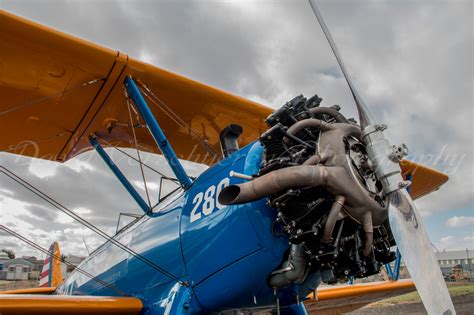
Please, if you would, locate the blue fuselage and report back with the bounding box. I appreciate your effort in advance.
[58,142,303,314]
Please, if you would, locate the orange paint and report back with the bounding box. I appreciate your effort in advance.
[400,159,449,200]
[309,279,415,301]
[50,242,63,287]
[0,287,56,295]
[0,295,143,314]
[0,11,449,198]
[0,10,270,165]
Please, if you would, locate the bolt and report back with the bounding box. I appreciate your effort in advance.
[399,181,408,188]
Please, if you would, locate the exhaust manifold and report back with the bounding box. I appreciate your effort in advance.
[219,119,388,258]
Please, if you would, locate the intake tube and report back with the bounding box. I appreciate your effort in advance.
[268,244,308,288]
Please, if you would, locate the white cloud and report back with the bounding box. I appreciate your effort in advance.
[0,0,471,256]
[65,159,95,172]
[437,236,474,252]
[27,159,59,179]
[74,208,93,215]
[56,212,75,224]
[446,216,474,228]
[138,50,156,65]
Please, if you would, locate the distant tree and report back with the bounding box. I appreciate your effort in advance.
[1,249,15,259]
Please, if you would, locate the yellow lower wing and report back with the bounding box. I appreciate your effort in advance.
[0,287,56,295]
[0,295,142,315]
[305,279,416,314]
[0,281,413,315]
[401,160,448,200]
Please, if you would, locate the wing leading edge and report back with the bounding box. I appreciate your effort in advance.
[305,279,416,313]
[0,10,448,191]
[0,295,143,315]
[0,10,270,165]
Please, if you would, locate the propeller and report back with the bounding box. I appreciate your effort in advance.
[308,1,455,314]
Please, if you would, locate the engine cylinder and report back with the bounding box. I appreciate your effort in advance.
[219,94,397,286]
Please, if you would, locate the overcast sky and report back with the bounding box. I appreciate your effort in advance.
[0,0,472,259]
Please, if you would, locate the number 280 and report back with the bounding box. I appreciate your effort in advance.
[190,177,230,223]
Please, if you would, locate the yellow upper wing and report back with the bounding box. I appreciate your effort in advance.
[0,10,448,195]
[0,10,270,165]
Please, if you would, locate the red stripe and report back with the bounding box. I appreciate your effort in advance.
[40,270,49,278]
[44,258,50,264]
[39,282,49,287]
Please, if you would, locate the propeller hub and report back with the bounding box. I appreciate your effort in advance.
[361,125,407,195]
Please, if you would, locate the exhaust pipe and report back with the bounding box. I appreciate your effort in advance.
[322,196,345,243]
[309,107,349,123]
[218,165,327,205]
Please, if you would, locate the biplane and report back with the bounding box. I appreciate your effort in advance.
[0,1,455,314]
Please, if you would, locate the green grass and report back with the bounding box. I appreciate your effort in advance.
[372,283,474,306]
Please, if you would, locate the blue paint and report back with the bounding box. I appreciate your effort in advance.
[89,136,150,213]
[181,143,272,285]
[348,276,354,285]
[124,76,192,189]
[58,141,312,314]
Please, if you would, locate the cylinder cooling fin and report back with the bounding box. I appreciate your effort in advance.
[219,94,397,287]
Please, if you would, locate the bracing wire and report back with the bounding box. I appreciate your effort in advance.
[125,92,152,208]
[0,166,188,287]
[0,77,105,116]
[95,135,177,181]
[136,79,221,160]
[0,225,127,296]
[94,135,182,209]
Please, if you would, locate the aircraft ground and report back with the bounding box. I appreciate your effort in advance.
[0,280,38,292]
[348,282,474,315]
[1,280,472,314]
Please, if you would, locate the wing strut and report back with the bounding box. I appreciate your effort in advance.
[0,166,188,287]
[89,135,150,213]
[124,76,193,189]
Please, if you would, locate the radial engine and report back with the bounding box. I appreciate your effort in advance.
[219,94,397,287]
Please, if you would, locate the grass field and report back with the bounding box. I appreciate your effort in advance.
[0,280,38,291]
[370,282,474,306]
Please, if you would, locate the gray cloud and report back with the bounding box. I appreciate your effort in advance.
[0,0,472,257]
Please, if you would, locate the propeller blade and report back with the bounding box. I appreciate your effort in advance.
[308,1,456,313]
[308,0,374,128]
[389,189,455,315]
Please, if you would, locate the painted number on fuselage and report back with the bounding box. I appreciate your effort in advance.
[190,177,230,223]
